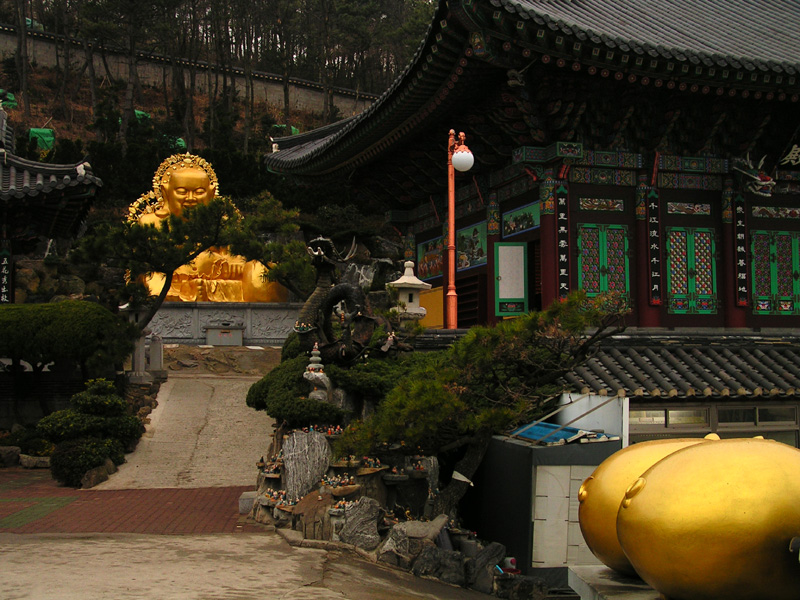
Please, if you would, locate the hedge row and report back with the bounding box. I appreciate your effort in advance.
[0,300,137,377]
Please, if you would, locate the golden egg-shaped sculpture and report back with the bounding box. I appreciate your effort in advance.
[617,438,800,600]
[578,438,708,576]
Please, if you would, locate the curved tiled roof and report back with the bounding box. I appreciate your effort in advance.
[499,0,800,74]
[0,150,102,201]
[1,146,103,239]
[266,0,800,189]
[562,334,800,399]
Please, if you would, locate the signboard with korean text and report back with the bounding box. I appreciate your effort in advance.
[734,194,748,306]
[647,189,662,305]
[555,184,570,299]
[0,248,13,304]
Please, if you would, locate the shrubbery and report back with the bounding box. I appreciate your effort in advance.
[0,428,55,457]
[36,379,144,487]
[70,380,128,416]
[247,340,442,430]
[37,409,141,447]
[0,301,137,378]
[246,355,343,427]
[50,437,125,488]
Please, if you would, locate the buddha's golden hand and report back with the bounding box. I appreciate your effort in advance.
[194,249,246,280]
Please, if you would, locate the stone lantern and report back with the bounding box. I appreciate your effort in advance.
[387,261,431,321]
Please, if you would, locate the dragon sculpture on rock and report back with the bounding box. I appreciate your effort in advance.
[294,237,388,365]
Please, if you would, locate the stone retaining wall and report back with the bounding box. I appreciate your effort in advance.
[141,301,303,346]
[0,24,375,117]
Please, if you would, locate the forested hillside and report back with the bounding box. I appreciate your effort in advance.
[0,0,435,212]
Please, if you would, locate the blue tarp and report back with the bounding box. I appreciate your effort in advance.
[511,421,612,444]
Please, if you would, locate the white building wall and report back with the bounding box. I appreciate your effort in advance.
[531,464,603,569]
[552,393,630,447]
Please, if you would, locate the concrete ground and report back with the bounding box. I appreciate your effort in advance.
[94,374,271,490]
[0,365,491,600]
[2,532,490,600]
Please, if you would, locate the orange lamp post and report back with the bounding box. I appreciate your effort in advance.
[446,129,474,329]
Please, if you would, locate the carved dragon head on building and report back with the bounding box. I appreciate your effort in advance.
[732,154,775,197]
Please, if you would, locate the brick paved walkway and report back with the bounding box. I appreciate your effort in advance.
[0,468,265,534]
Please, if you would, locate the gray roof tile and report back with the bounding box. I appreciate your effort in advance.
[564,334,800,399]
[0,151,102,201]
[505,0,800,72]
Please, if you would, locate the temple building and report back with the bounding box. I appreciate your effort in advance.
[266,0,800,446]
[0,108,102,303]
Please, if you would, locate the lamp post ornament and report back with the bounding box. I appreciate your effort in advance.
[446,129,474,329]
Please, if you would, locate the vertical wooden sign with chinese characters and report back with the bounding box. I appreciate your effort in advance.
[0,248,13,304]
[555,183,570,299]
[647,189,662,305]
[734,193,748,306]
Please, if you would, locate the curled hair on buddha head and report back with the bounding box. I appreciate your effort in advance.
[128,153,220,222]
[153,153,219,201]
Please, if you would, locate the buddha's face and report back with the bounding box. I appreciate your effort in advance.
[161,167,215,218]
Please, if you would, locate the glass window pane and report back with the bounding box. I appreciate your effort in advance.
[758,407,797,423]
[763,431,798,447]
[630,410,665,425]
[668,409,708,426]
[718,408,756,424]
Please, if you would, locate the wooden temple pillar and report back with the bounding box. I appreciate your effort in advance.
[539,172,558,307]
[485,193,501,326]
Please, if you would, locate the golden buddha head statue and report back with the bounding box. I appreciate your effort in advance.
[128,154,219,223]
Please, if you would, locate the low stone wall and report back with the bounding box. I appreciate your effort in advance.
[144,302,303,346]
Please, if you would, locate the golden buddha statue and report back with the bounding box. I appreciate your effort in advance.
[128,154,288,303]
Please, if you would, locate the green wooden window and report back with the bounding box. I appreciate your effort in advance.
[751,230,800,314]
[665,227,717,314]
[577,224,629,299]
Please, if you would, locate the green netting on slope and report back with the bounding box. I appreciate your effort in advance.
[0,91,17,109]
[29,128,55,150]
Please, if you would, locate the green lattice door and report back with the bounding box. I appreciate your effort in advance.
[666,227,717,314]
[577,224,629,299]
[751,231,800,314]
[494,242,528,316]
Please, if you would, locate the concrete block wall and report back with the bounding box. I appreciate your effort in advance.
[0,27,374,118]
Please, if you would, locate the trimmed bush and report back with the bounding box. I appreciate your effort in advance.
[0,300,137,377]
[100,415,143,448]
[19,437,56,457]
[70,379,127,416]
[246,355,343,427]
[102,438,126,466]
[50,437,118,487]
[37,409,141,447]
[36,409,106,443]
[1,428,55,457]
[246,355,307,412]
[38,378,145,487]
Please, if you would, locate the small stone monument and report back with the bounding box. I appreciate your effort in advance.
[386,261,431,320]
[303,342,331,402]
